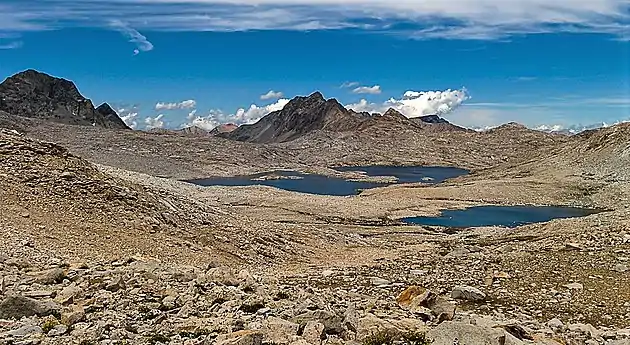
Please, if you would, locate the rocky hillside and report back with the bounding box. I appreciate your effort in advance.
[0,70,130,130]
[223,93,462,143]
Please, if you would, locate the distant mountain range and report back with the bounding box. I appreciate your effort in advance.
[220,91,468,143]
[0,69,617,141]
[0,69,129,130]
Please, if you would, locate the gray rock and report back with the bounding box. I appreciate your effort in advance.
[8,325,43,337]
[0,295,60,319]
[47,324,68,337]
[343,303,359,333]
[29,268,66,285]
[370,277,391,286]
[451,285,487,301]
[547,318,564,330]
[105,276,125,292]
[614,264,629,273]
[427,296,456,323]
[426,321,507,345]
[293,310,344,334]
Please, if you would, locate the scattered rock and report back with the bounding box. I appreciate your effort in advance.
[370,277,391,286]
[564,282,584,290]
[451,285,486,301]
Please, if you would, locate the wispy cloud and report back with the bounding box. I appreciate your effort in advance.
[340,81,360,88]
[155,99,197,110]
[109,20,154,55]
[0,41,23,49]
[1,1,629,41]
[352,85,382,95]
[260,90,284,100]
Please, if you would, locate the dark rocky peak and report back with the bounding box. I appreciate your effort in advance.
[0,69,129,130]
[223,92,362,143]
[382,108,407,119]
[416,114,449,124]
[95,103,131,130]
[3,69,83,101]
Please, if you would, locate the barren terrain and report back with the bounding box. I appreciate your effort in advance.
[1,118,629,344]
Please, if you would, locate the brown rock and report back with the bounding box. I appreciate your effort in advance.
[397,286,431,309]
[214,330,264,345]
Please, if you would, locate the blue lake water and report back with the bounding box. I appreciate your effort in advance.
[185,166,469,196]
[402,205,602,228]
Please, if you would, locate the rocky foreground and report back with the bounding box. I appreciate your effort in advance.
[1,250,629,345]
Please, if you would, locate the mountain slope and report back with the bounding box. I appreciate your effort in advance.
[0,69,130,129]
[224,92,364,143]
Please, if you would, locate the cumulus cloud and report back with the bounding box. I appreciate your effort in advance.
[260,90,284,100]
[109,20,154,55]
[155,100,197,110]
[347,89,470,117]
[352,85,382,95]
[181,98,290,130]
[144,114,166,130]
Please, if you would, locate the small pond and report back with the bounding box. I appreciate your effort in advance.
[402,205,603,228]
[185,166,469,196]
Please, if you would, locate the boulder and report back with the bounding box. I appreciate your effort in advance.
[426,321,508,345]
[451,285,487,301]
[397,286,431,309]
[262,317,300,344]
[302,321,325,344]
[28,268,66,285]
[293,310,344,334]
[0,295,60,319]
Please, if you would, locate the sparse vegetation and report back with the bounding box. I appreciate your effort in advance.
[363,330,432,345]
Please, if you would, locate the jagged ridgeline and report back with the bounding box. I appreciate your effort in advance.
[0,69,129,129]
[221,92,468,144]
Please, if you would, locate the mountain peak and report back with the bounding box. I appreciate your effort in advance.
[0,70,130,129]
[224,93,362,143]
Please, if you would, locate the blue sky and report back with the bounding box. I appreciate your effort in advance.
[0,0,629,131]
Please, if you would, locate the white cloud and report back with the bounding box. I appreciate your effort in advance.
[260,90,284,100]
[109,20,154,54]
[155,99,197,110]
[181,98,290,130]
[1,1,629,41]
[352,85,382,95]
[340,81,360,88]
[144,114,166,130]
[347,88,470,117]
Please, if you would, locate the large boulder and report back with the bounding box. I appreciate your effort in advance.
[0,295,60,319]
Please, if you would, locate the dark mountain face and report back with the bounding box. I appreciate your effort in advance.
[415,114,450,124]
[95,103,131,130]
[0,69,130,130]
[223,92,365,143]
